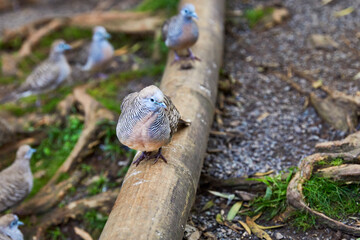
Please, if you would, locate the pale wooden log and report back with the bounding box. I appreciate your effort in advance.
[99,0,225,239]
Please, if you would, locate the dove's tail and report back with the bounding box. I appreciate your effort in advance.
[0,90,31,104]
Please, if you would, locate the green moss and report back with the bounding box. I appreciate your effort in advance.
[28,116,84,198]
[303,176,360,220]
[317,160,327,166]
[244,7,274,28]
[88,64,165,113]
[47,227,67,240]
[136,0,179,15]
[249,168,295,219]
[330,158,343,166]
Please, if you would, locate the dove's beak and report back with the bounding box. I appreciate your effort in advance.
[158,102,167,110]
[105,33,111,39]
[192,12,199,19]
[18,221,24,226]
[63,44,72,50]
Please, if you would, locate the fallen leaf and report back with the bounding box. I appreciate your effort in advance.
[238,220,252,234]
[322,0,333,5]
[254,170,274,177]
[201,200,214,212]
[312,79,323,89]
[74,227,93,240]
[252,213,262,221]
[309,34,339,49]
[246,216,272,240]
[353,72,360,81]
[114,45,129,56]
[257,224,285,229]
[235,190,257,201]
[272,8,289,24]
[227,201,243,221]
[208,190,239,203]
[216,213,224,225]
[257,112,270,122]
[334,7,354,17]
[224,221,243,232]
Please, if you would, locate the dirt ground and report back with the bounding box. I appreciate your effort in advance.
[0,0,360,239]
[190,0,360,239]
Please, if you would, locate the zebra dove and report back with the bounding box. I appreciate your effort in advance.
[0,214,23,240]
[116,85,189,166]
[0,145,35,212]
[0,40,72,104]
[82,26,114,71]
[162,4,200,64]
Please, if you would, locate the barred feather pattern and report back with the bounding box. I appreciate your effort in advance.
[82,40,114,71]
[0,53,70,104]
[0,214,23,240]
[163,14,198,50]
[0,156,33,213]
[116,86,181,152]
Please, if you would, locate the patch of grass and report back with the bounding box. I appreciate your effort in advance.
[81,163,93,174]
[136,0,179,15]
[47,227,67,240]
[88,64,165,113]
[291,210,317,231]
[303,176,360,220]
[250,168,295,219]
[84,209,108,231]
[87,174,109,196]
[244,7,274,28]
[330,158,343,166]
[99,120,125,161]
[28,116,84,198]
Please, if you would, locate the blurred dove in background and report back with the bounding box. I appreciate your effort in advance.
[0,214,23,240]
[0,40,72,105]
[116,85,190,166]
[82,26,114,71]
[162,4,200,64]
[0,145,35,212]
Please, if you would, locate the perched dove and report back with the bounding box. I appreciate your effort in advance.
[0,214,23,240]
[0,40,72,104]
[0,145,35,212]
[116,85,189,166]
[82,26,114,71]
[162,4,200,64]
[0,118,14,146]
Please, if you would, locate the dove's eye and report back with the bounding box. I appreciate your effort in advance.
[150,98,155,102]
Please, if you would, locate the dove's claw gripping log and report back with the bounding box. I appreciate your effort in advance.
[153,148,168,165]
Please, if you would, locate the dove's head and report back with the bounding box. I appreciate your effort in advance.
[181,4,198,20]
[138,85,167,112]
[93,26,111,41]
[0,213,24,230]
[16,145,36,162]
[51,39,72,54]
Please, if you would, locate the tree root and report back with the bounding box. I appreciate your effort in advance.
[34,188,120,240]
[287,131,360,236]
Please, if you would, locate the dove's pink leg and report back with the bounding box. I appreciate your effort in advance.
[171,51,182,65]
[187,48,201,61]
[133,151,151,166]
[153,148,168,164]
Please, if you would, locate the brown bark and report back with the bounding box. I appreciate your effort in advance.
[99,0,225,239]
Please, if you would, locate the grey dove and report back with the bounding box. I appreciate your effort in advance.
[0,40,72,104]
[162,4,200,64]
[0,119,14,146]
[0,214,23,240]
[116,85,189,166]
[82,26,114,71]
[0,145,35,212]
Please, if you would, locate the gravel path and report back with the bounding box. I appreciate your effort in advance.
[192,0,360,239]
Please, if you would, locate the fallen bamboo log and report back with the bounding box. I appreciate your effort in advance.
[99,0,225,239]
